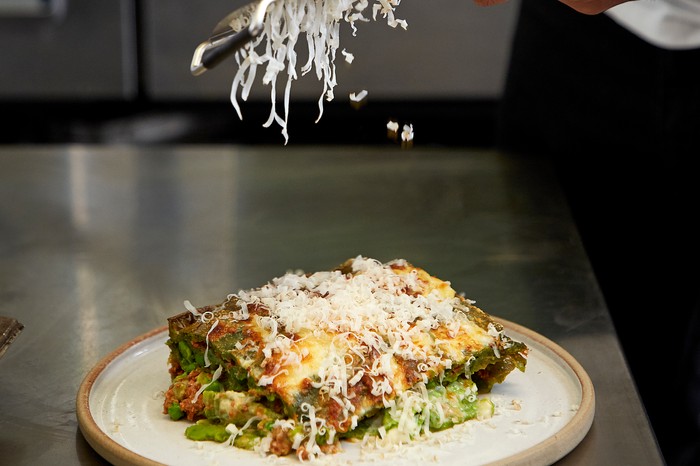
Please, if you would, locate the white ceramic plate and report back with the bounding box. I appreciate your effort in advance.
[76,319,594,466]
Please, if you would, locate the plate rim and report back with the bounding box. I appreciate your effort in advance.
[488,318,595,466]
[76,318,595,466]
[76,325,167,466]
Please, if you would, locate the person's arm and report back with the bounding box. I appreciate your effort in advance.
[473,0,635,15]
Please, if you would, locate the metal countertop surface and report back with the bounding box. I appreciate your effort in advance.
[0,144,663,465]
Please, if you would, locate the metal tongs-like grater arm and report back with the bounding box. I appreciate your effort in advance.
[191,0,276,76]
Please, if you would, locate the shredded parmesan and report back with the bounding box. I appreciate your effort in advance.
[230,256,471,341]
[349,89,368,102]
[183,299,200,316]
[229,0,407,143]
[225,416,261,445]
[400,123,414,148]
[341,48,355,64]
[193,365,223,402]
[401,123,414,142]
[204,319,219,367]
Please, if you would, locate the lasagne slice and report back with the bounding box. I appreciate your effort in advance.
[162,256,528,459]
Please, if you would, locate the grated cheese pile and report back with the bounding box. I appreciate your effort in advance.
[229,0,408,143]
[227,256,489,351]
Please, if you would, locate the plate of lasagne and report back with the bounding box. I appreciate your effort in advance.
[77,256,594,465]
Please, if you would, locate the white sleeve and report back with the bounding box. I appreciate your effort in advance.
[605,0,700,49]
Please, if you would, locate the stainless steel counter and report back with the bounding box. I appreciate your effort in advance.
[0,145,663,465]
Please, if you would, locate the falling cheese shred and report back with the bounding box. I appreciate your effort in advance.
[229,0,407,143]
[349,89,368,102]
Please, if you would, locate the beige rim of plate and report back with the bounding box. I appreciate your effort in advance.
[76,318,595,466]
[77,326,166,466]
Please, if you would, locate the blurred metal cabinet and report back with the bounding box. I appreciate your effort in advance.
[142,0,519,102]
[0,0,137,99]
